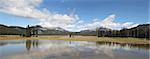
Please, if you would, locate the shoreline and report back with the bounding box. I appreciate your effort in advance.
[0,36,149,45]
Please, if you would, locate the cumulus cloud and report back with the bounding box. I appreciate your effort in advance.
[0,0,138,32]
[65,14,138,31]
[0,0,79,28]
[98,15,138,30]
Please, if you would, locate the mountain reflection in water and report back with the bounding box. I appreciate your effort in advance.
[0,40,149,59]
[24,40,149,51]
[96,41,149,50]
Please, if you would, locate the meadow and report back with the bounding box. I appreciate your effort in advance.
[0,35,149,45]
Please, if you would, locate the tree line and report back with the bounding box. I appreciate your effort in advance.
[0,24,149,39]
[96,24,150,39]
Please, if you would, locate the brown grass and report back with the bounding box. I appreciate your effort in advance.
[0,35,149,45]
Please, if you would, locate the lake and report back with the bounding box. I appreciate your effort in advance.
[0,40,149,59]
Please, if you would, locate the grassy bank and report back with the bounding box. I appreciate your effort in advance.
[0,35,149,45]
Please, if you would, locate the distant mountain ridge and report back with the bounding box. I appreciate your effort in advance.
[0,24,69,35]
[0,24,149,39]
[0,24,26,35]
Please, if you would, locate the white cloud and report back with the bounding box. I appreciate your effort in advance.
[76,15,137,31]
[0,0,138,32]
[64,14,138,32]
[0,0,79,28]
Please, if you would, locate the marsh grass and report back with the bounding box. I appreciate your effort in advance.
[0,35,149,44]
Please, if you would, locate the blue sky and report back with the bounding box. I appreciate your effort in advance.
[0,0,149,31]
[41,0,149,23]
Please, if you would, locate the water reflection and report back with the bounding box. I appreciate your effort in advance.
[25,40,39,51]
[0,42,7,46]
[0,40,149,59]
[96,41,149,50]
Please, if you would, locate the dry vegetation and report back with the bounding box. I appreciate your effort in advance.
[0,35,149,44]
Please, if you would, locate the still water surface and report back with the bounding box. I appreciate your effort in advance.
[0,40,149,59]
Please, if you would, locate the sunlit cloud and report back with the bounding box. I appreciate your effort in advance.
[0,0,138,32]
[64,14,138,31]
[0,0,79,27]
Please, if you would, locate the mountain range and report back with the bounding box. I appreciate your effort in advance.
[0,24,149,39]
